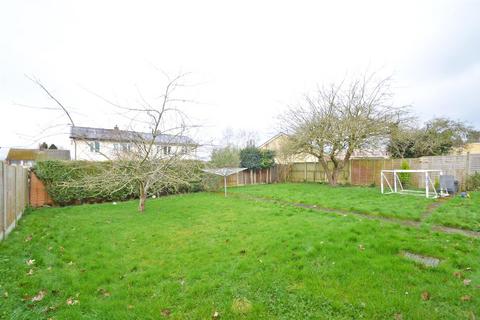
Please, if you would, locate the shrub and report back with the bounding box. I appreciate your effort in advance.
[466,172,480,191]
[398,160,411,187]
[33,160,203,205]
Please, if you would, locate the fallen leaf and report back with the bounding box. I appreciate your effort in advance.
[97,288,111,297]
[68,261,74,266]
[66,297,79,305]
[212,311,220,319]
[393,313,403,320]
[3,291,8,298]
[25,235,32,242]
[453,271,463,279]
[161,308,171,317]
[358,244,365,251]
[464,279,472,286]
[43,305,57,313]
[127,304,134,309]
[32,290,46,302]
[421,291,430,301]
[26,259,35,266]
[461,295,472,302]
[27,269,34,276]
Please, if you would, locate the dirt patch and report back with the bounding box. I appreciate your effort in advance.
[420,198,449,221]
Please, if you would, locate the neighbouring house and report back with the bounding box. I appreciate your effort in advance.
[5,148,71,167]
[70,126,197,161]
[259,133,389,164]
[453,142,480,155]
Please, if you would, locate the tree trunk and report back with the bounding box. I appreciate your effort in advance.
[138,184,147,212]
[318,157,341,186]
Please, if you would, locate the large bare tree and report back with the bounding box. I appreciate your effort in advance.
[281,73,406,185]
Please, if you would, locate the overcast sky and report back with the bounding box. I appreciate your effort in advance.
[1,0,479,155]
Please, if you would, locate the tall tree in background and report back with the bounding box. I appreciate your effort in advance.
[388,117,473,158]
[210,146,240,167]
[281,73,406,185]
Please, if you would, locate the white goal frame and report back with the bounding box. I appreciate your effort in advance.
[380,169,445,198]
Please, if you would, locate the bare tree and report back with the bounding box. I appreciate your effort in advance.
[281,73,406,185]
[61,73,201,212]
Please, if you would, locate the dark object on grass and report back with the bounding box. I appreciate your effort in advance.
[439,175,458,194]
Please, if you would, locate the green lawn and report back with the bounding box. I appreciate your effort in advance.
[427,192,480,232]
[230,183,435,221]
[0,192,479,319]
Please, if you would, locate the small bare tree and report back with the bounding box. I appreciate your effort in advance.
[62,73,201,212]
[281,73,406,185]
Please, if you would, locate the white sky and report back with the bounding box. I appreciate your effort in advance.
[1,0,479,156]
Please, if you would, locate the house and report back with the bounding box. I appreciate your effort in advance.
[70,126,197,161]
[5,148,71,167]
[453,142,480,155]
[259,133,389,164]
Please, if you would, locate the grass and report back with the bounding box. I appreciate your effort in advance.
[0,191,479,319]
[427,192,480,232]
[230,183,435,221]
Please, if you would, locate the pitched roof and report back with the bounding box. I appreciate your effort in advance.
[259,132,288,148]
[70,126,195,145]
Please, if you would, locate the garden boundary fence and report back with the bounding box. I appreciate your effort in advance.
[286,153,480,188]
[0,161,29,240]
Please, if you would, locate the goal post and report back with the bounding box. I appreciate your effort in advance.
[380,169,445,198]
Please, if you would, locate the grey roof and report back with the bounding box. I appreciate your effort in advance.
[70,126,195,145]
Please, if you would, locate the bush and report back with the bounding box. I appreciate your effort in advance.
[398,160,411,187]
[33,160,204,205]
[33,161,137,205]
[466,172,480,191]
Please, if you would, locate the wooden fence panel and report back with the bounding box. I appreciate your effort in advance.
[0,164,4,237]
[1,162,29,240]
[280,154,480,189]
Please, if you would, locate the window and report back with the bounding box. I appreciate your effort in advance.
[90,141,100,153]
[163,146,171,155]
[122,143,131,152]
[181,146,188,154]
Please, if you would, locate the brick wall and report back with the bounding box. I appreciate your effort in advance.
[29,172,53,207]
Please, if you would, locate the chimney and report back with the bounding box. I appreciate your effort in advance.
[114,125,119,130]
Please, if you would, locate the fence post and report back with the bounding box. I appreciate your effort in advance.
[348,160,352,184]
[1,162,5,240]
[304,162,307,182]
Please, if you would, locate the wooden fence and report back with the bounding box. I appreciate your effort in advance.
[0,162,29,240]
[222,154,480,189]
[286,153,480,188]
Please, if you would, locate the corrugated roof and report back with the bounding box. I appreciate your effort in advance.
[70,126,195,145]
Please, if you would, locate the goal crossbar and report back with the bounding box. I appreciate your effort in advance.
[380,169,444,198]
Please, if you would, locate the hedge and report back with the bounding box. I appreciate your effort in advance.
[33,160,204,205]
